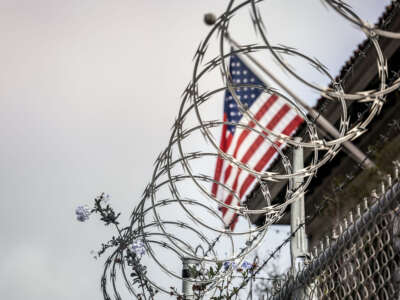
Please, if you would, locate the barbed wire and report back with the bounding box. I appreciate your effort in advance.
[77,0,400,298]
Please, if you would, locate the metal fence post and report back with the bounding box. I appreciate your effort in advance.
[182,257,198,299]
[291,138,308,272]
[290,138,310,299]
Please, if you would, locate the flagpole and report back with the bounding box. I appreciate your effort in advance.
[204,14,375,169]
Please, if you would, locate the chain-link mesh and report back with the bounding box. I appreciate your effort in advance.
[270,181,400,300]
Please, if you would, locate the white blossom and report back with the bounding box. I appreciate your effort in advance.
[241,260,253,270]
[223,261,236,271]
[101,194,110,205]
[129,240,146,257]
[75,205,91,222]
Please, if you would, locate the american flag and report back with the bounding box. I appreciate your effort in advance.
[212,54,303,230]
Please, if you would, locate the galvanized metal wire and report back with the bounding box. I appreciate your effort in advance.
[270,179,400,300]
[94,1,400,298]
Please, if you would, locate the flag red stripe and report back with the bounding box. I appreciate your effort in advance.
[238,115,304,199]
[222,95,278,184]
[229,213,239,230]
[239,104,290,165]
[222,133,233,181]
[226,115,303,229]
[212,114,234,197]
[221,104,291,216]
[232,94,278,159]
[212,114,228,196]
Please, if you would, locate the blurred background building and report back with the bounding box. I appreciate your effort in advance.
[246,1,400,249]
[246,2,400,298]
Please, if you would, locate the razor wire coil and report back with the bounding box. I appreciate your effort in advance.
[93,1,400,298]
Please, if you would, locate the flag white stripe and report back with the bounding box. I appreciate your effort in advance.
[228,97,286,165]
[223,97,287,190]
[232,110,296,195]
[222,96,285,188]
[223,93,272,158]
[223,197,240,225]
[223,113,300,226]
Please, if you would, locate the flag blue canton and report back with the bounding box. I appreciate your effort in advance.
[224,55,265,134]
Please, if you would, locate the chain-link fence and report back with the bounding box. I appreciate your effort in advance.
[270,180,400,300]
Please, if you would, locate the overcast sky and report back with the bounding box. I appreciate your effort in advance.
[0,1,391,299]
